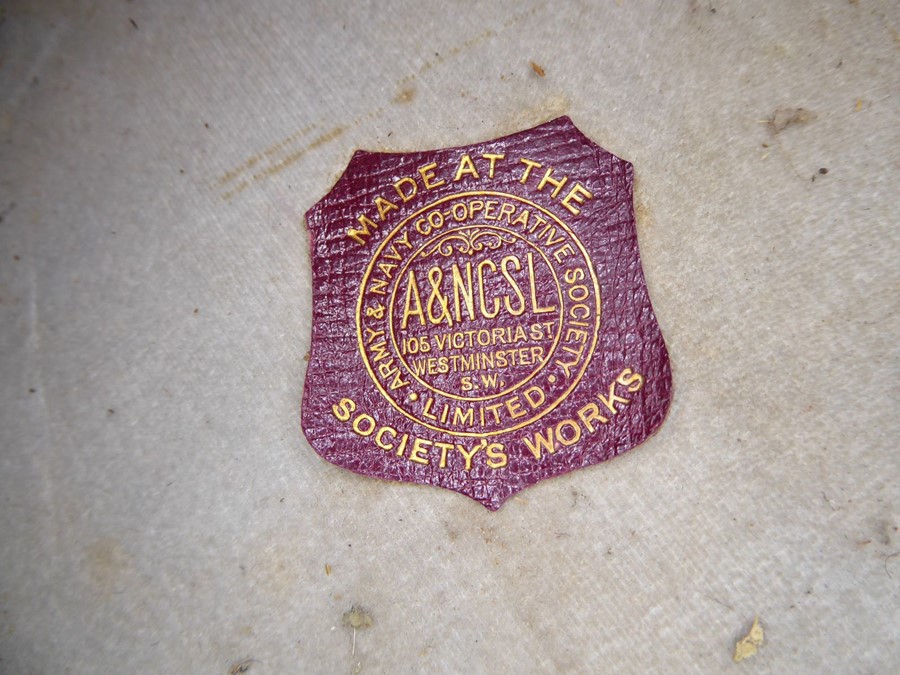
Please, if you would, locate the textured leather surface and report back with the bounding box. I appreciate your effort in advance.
[302,117,671,509]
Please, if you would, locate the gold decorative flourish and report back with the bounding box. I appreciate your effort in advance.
[421,227,517,258]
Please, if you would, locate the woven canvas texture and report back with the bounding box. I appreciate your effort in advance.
[0,1,897,672]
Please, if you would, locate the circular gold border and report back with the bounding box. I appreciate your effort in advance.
[356,191,602,437]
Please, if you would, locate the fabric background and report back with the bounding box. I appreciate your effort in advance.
[0,1,897,672]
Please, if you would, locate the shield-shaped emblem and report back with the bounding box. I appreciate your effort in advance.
[302,117,671,509]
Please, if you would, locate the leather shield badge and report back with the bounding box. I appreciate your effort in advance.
[302,117,672,510]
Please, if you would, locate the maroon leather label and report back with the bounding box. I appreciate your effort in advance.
[302,117,672,510]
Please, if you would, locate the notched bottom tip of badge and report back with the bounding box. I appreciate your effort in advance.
[411,474,512,512]
[479,496,506,512]
[447,481,521,511]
